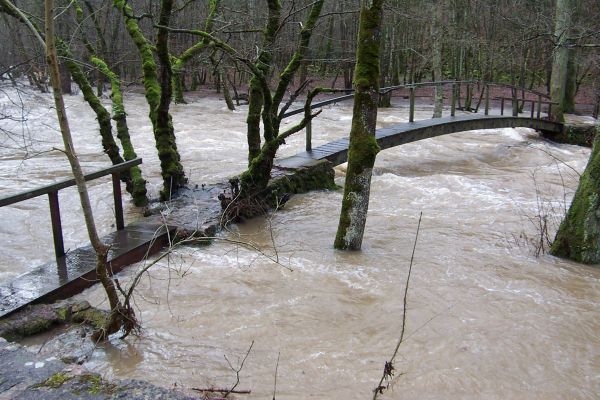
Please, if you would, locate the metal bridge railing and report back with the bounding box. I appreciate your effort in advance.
[0,158,143,259]
[282,80,559,152]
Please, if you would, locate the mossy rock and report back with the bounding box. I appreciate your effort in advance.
[543,123,597,147]
[0,301,107,341]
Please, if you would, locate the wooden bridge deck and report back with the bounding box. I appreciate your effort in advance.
[275,114,563,169]
[0,221,175,318]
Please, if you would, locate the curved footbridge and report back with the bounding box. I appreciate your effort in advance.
[275,114,563,169]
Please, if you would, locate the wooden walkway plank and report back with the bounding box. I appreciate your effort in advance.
[0,221,175,318]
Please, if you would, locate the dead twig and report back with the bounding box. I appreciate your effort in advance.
[373,212,422,399]
[272,351,280,400]
[224,340,254,398]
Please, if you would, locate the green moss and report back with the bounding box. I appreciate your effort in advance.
[551,125,600,264]
[39,372,73,389]
[78,374,118,395]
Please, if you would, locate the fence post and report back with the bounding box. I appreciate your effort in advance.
[512,89,518,117]
[306,120,312,152]
[500,98,505,116]
[537,95,542,119]
[48,191,65,258]
[409,87,415,122]
[112,172,124,231]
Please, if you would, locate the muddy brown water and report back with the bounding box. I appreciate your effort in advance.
[1,89,599,399]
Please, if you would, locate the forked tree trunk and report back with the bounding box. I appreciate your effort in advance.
[114,0,186,200]
[334,0,384,251]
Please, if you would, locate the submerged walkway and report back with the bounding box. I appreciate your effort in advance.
[0,222,175,318]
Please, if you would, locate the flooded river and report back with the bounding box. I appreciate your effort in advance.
[1,87,599,399]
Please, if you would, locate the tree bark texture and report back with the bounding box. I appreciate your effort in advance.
[551,124,600,264]
[245,0,281,164]
[334,0,384,251]
[113,0,185,200]
[92,56,148,206]
[432,0,444,118]
[172,0,220,104]
[550,0,573,122]
[45,0,126,340]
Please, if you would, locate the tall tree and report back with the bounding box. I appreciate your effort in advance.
[550,0,574,122]
[41,0,134,341]
[432,0,444,118]
[113,0,186,200]
[334,0,384,250]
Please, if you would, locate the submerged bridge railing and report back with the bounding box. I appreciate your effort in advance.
[282,80,578,152]
[0,158,142,259]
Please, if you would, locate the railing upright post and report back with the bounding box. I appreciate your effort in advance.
[512,89,518,117]
[48,191,65,258]
[409,87,415,122]
[484,84,490,115]
[537,95,542,119]
[500,98,505,116]
[451,84,456,117]
[530,100,535,119]
[112,172,124,231]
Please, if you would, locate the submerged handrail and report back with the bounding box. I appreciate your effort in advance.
[0,158,143,258]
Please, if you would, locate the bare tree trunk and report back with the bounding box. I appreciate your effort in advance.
[550,0,573,122]
[44,0,129,341]
[220,69,235,111]
[334,0,384,251]
[432,0,444,118]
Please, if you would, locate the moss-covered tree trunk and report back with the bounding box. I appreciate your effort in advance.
[92,57,148,206]
[245,0,281,164]
[334,0,384,251]
[172,0,220,104]
[114,0,185,200]
[71,0,148,206]
[220,69,235,111]
[155,0,186,199]
[239,0,324,193]
[551,124,600,264]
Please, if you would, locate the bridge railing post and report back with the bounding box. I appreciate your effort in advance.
[500,98,505,115]
[512,89,518,117]
[530,100,535,119]
[537,95,542,119]
[306,120,313,152]
[451,84,456,117]
[409,87,415,122]
[111,172,125,231]
[484,84,490,115]
[48,191,65,258]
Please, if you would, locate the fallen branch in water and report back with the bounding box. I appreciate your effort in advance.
[373,212,422,399]
[191,388,251,395]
